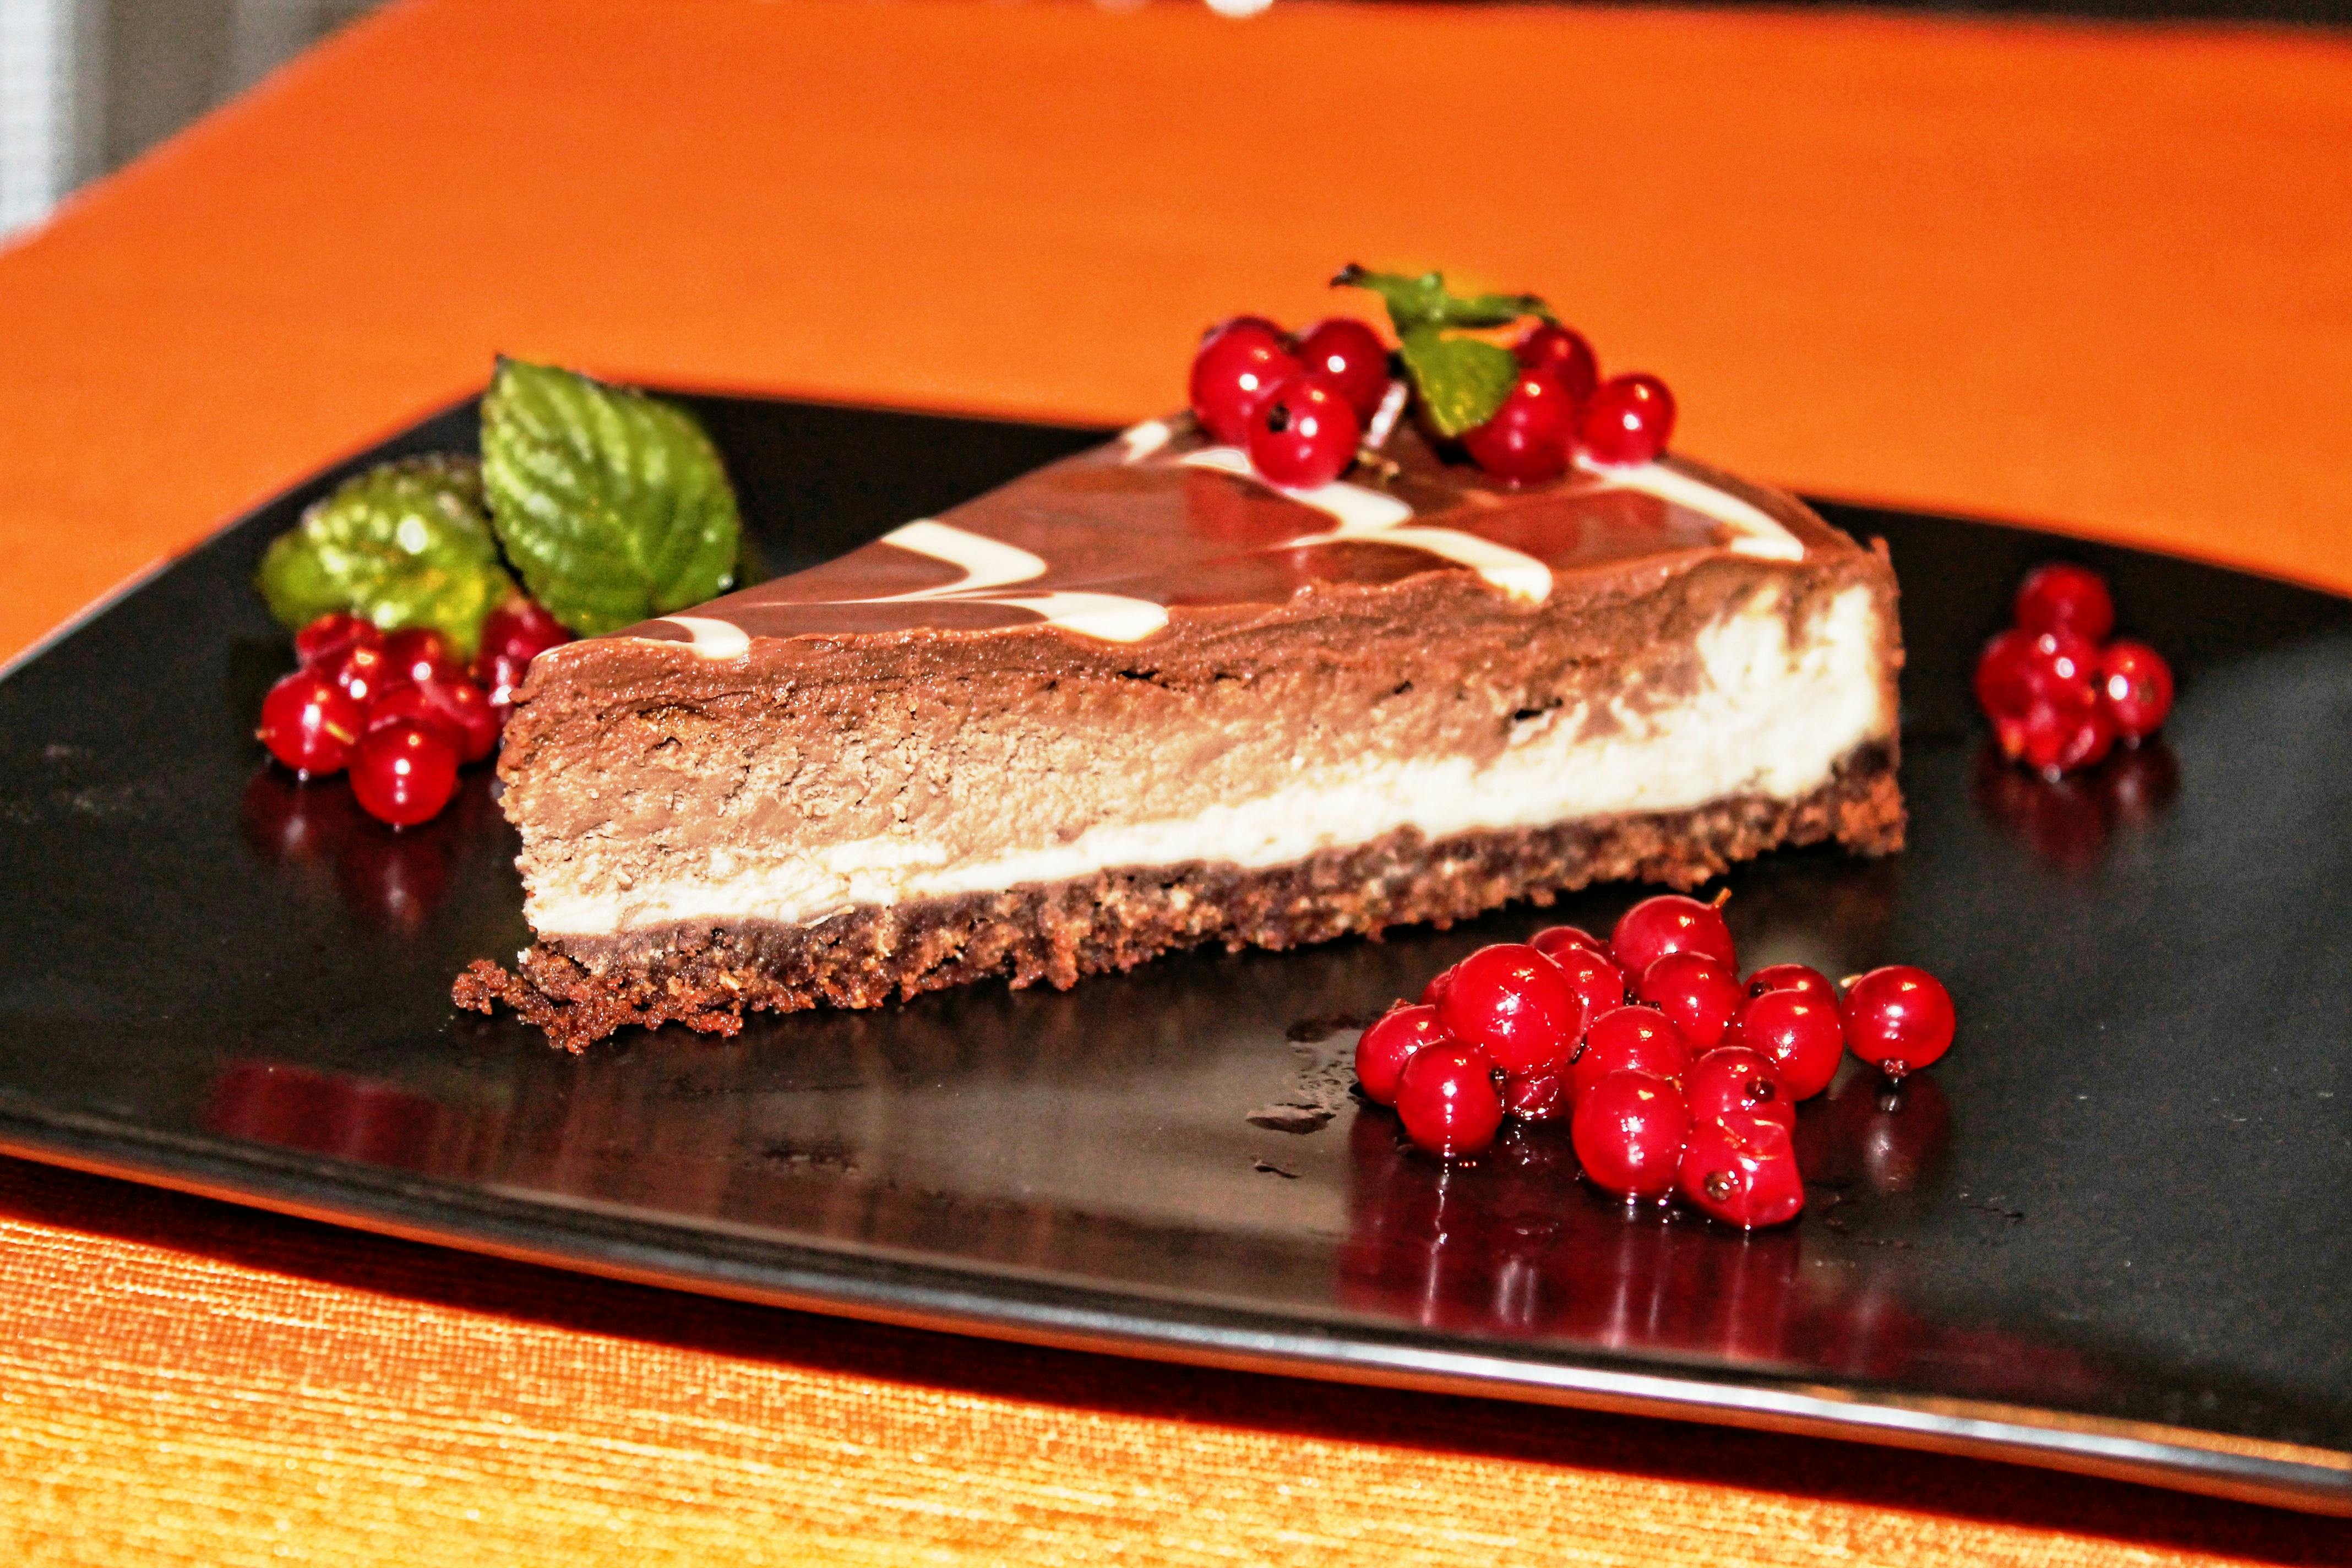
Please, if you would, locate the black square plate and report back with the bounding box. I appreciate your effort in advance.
[4,395,2349,1514]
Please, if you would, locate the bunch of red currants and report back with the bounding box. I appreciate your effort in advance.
[1975,564,2173,778]
[1188,316,1676,492]
[1353,893,1957,1229]
[254,599,571,827]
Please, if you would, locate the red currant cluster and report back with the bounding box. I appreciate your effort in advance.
[1975,564,2174,778]
[1353,894,1957,1229]
[1188,317,1675,492]
[255,599,570,827]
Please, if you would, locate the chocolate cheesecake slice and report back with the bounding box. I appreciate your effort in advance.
[458,416,1903,1048]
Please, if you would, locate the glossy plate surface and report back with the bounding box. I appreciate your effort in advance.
[3,397,2349,1513]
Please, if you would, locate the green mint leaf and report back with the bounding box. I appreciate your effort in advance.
[1397,330,1522,437]
[479,359,742,636]
[254,455,513,655]
[1333,264,1550,335]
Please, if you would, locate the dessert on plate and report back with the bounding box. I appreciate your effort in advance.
[454,269,1905,1049]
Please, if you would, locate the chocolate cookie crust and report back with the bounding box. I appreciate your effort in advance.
[456,743,1902,1052]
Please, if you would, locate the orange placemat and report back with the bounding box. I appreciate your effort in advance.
[3,1,2350,1561]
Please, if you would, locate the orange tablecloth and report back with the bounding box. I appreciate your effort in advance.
[2,1,2348,1560]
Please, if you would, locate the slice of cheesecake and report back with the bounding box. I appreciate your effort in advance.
[456,416,1903,1049]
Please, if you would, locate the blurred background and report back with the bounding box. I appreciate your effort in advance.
[2,0,2347,244]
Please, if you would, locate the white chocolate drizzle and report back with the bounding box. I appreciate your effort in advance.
[1181,445,1551,605]
[647,615,751,660]
[1577,457,1805,561]
[1363,379,1410,451]
[1179,445,1412,530]
[861,520,1169,642]
[1118,418,1174,464]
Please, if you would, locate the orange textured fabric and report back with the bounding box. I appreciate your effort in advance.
[1,0,2349,1561]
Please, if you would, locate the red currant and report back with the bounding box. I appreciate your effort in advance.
[1529,925,1606,961]
[382,627,461,688]
[1685,1046,1794,1135]
[1728,988,1844,1100]
[325,641,411,707]
[349,719,461,828]
[1534,940,1625,1025]
[1577,374,1675,467]
[1502,1064,1572,1122]
[1292,318,1391,421]
[473,596,573,676]
[1355,1003,1448,1107]
[1189,321,1303,447]
[1973,627,2043,721]
[1636,950,1743,1050]
[2098,639,2174,741]
[2015,563,2115,643]
[257,670,366,776]
[1461,367,1574,485]
[1247,374,1362,489]
[1571,1069,1689,1200]
[1679,1112,1805,1229]
[1434,943,1587,1078]
[1570,1004,1693,1106]
[368,677,500,764]
[1841,965,1957,1078]
[1393,1042,1505,1159]
[1745,962,1834,1003]
[295,612,382,671]
[1511,323,1599,405]
[1611,893,1735,977]
[2014,687,2116,778]
[1419,963,1457,1009]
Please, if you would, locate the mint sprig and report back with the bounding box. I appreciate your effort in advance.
[479,359,742,636]
[1335,264,1554,438]
[255,456,513,655]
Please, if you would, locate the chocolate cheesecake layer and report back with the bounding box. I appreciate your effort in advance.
[458,742,1901,1052]
[464,412,1907,1046]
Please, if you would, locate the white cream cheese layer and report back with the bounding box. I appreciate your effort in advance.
[526,585,1889,938]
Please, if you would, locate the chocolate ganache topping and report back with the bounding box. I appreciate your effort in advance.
[600,413,1809,661]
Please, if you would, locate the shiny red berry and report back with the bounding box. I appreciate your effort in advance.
[1577,373,1675,467]
[368,677,499,764]
[1355,1004,1449,1107]
[349,720,461,828]
[1420,963,1457,1009]
[1189,321,1303,447]
[2098,639,2175,741]
[2015,563,2115,643]
[1686,1046,1794,1135]
[257,670,366,776]
[325,641,411,707]
[1745,963,1834,1003]
[1502,1063,1572,1123]
[1636,950,1743,1051]
[1435,943,1587,1078]
[1679,1112,1805,1229]
[1292,317,1391,421]
[1247,373,1362,489]
[475,596,572,671]
[1973,627,2044,720]
[1572,1069,1689,1200]
[1841,965,1957,1078]
[382,627,461,688]
[1461,367,1574,485]
[1570,1004,1693,1107]
[1511,323,1599,404]
[294,612,382,671]
[1534,940,1625,1026]
[1729,988,1845,1101]
[2015,687,2116,778]
[1611,894,1736,981]
[1529,925,1606,961]
[1394,1043,1505,1159]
